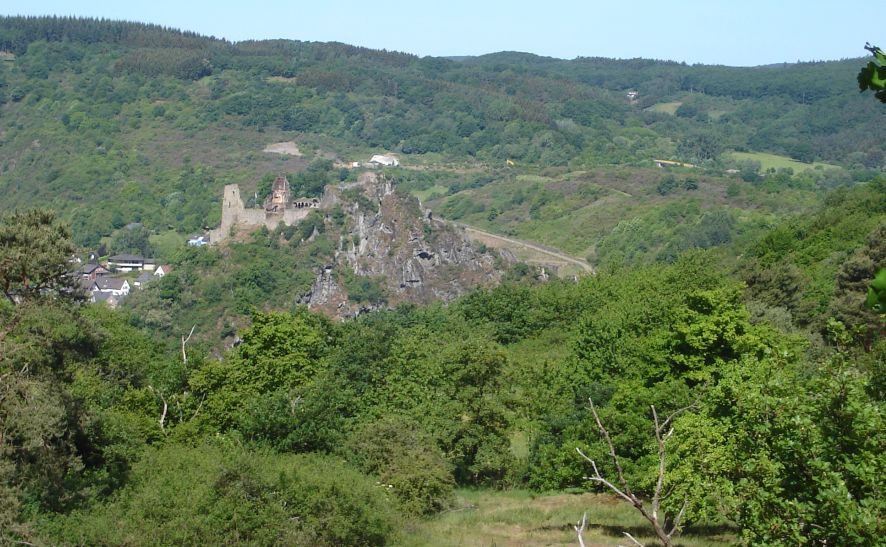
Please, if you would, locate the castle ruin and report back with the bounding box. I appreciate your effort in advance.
[209,175,322,243]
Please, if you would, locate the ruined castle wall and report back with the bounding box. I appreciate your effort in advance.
[281,209,311,227]
[209,184,315,243]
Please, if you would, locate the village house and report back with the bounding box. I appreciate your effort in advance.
[653,159,696,169]
[133,271,154,288]
[368,154,399,167]
[187,235,210,246]
[74,263,110,281]
[154,264,172,278]
[107,254,145,272]
[93,277,131,297]
[106,254,156,272]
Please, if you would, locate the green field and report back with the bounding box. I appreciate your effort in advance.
[412,184,450,202]
[728,151,838,172]
[149,230,186,260]
[646,101,683,115]
[400,489,734,546]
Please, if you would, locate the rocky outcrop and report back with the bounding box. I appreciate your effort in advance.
[301,173,512,317]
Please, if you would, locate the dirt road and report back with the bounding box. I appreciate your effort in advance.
[446,221,595,275]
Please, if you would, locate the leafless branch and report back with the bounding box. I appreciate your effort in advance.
[622,531,645,547]
[652,405,666,523]
[576,447,636,507]
[574,512,587,547]
[436,503,477,515]
[190,392,206,421]
[148,385,168,433]
[181,325,195,364]
[588,398,633,498]
[576,398,697,547]
[669,499,690,540]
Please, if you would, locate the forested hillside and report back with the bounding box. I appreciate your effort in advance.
[0,15,882,248]
[0,16,884,546]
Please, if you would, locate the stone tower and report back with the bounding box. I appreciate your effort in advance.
[267,175,291,211]
[224,184,243,214]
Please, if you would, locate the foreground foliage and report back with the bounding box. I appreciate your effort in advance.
[44,444,398,546]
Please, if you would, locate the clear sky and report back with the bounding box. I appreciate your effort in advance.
[1,1,872,66]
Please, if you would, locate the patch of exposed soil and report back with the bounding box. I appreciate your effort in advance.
[263,142,302,156]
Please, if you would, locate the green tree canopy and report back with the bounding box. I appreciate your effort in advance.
[858,43,886,103]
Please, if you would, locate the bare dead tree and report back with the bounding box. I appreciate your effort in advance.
[576,398,696,547]
[147,385,169,434]
[146,326,201,435]
[181,325,196,365]
[574,512,587,547]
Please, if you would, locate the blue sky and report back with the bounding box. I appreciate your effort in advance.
[2,1,872,66]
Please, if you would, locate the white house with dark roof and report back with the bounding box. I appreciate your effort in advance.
[105,255,158,272]
[107,254,146,272]
[94,278,130,297]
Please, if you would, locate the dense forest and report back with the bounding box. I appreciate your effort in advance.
[0,16,884,546]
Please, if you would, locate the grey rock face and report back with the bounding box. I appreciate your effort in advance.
[301,173,510,317]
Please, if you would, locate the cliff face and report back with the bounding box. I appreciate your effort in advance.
[300,173,512,317]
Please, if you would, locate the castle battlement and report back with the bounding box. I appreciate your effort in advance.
[209,180,322,243]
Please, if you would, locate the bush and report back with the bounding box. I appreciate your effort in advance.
[43,443,398,546]
[345,417,455,516]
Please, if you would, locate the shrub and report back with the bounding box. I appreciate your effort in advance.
[345,417,455,516]
[43,443,398,546]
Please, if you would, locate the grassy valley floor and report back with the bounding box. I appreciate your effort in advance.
[400,490,735,546]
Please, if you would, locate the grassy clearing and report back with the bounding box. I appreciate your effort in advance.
[727,151,837,172]
[646,101,683,115]
[412,184,450,202]
[149,230,186,260]
[400,489,735,546]
[516,174,555,184]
